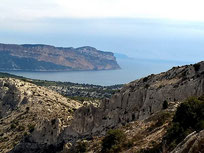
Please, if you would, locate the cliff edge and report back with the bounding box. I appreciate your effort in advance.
[0,43,120,71]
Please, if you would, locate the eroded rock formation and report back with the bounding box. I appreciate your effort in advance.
[67,62,204,138]
[0,78,82,153]
[2,61,204,153]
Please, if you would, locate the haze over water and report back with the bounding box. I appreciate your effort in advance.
[2,18,204,63]
[2,18,204,85]
[4,58,191,86]
[1,0,204,85]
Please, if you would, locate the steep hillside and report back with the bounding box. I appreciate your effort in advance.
[0,43,120,71]
[2,61,204,153]
[0,78,82,153]
[68,61,204,137]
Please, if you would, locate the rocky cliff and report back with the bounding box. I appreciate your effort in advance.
[0,43,120,71]
[0,78,82,153]
[67,61,204,138]
[2,61,204,153]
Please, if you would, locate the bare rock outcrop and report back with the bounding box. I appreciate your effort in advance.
[171,130,204,153]
[0,78,82,153]
[67,61,204,137]
[2,61,204,153]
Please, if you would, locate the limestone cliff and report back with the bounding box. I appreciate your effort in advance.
[3,61,204,153]
[66,61,204,137]
[0,43,120,71]
[0,78,82,153]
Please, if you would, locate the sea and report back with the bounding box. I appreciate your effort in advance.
[2,18,204,85]
[2,58,191,86]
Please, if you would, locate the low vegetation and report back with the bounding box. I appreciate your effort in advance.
[30,79,122,100]
[162,100,168,109]
[73,141,88,153]
[164,96,204,150]
[143,96,204,152]
[101,129,133,153]
[0,72,122,101]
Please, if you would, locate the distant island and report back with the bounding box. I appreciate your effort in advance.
[0,43,120,71]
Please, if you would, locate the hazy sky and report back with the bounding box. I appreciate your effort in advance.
[1,0,204,21]
[1,0,204,63]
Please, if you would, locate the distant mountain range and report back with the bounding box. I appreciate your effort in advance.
[0,43,120,71]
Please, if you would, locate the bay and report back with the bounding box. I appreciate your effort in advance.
[2,59,191,86]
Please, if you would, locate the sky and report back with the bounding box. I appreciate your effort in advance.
[1,0,204,63]
[1,0,204,21]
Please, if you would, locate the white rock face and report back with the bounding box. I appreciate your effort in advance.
[4,61,204,153]
[67,61,204,137]
[171,130,204,153]
[0,78,82,153]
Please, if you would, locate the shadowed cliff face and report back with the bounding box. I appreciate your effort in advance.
[0,43,120,71]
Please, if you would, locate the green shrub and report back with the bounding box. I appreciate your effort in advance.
[196,120,204,130]
[26,107,30,112]
[193,63,200,71]
[155,112,172,127]
[28,124,35,133]
[173,97,204,131]
[164,96,204,150]
[75,141,88,153]
[145,96,204,152]
[17,125,25,131]
[162,100,168,109]
[101,129,126,153]
[23,132,28,136]
[145,84,150,89]
[10,123,16,129]
[143,77,148,82]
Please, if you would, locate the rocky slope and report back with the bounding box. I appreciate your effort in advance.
[67,61,204,138]
[171,130,204,153]
[0,43,120,71]
[0,78,82,153]
[2,61,204,153]
[0,72,122,100]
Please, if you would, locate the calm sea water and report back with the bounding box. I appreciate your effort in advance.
[2,59,191,86]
